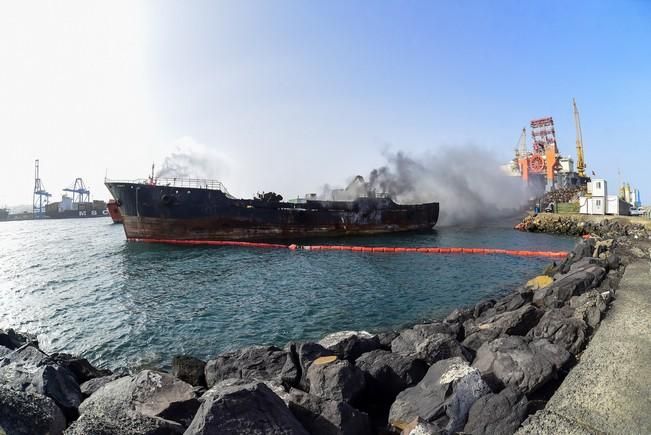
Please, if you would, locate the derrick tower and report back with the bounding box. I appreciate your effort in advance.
[530,117,560,186]
[33,159,51,218]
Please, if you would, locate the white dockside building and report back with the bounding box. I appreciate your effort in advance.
[579,179,630,216]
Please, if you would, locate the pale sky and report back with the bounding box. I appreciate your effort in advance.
[1,1,650,207]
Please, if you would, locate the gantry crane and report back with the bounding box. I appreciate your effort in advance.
[572,98,586,177]
[33,159,51,218]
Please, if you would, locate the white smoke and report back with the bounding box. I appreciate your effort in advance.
[361,147,532,226]
[155,137,230,180]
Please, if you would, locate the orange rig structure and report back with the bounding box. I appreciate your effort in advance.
[507,99,590,190]
[517,117,561,186]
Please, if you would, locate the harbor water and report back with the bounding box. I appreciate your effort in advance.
[0,217,576,370]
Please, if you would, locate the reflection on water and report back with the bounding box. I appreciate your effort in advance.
[0,217,576,369]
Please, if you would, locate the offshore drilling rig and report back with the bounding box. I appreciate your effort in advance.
[507,99,590,192]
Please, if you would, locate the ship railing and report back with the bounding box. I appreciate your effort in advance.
[105,177,230,194]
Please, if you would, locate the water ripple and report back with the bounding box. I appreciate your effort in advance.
[0,218,576,370]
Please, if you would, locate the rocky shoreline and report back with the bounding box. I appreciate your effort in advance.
[1,219,647,435]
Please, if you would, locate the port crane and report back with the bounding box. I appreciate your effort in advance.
[572,98,587,177]
[33,159,51,218]
[63,178,91,203]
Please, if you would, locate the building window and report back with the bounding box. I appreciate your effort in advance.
[596,199,602,206]
[596,182,601,189]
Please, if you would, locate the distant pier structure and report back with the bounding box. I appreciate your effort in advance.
[33,159,51,218]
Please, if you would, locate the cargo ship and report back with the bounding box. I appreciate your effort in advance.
[45,196,109,219]
[104,176,438,242]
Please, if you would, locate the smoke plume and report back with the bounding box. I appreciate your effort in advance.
[155,137,229,180]
[350,147,531,226]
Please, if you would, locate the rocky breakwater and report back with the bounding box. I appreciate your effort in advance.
[516,213,649,239]
[0,238,630,435]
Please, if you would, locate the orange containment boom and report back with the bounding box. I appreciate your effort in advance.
[129,238,568,259]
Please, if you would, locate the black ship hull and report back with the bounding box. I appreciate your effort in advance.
[105,182,439,241]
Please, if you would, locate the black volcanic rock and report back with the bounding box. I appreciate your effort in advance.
[462,304,544,351]
[185,380,308,435]
[204,345,287,388]
[527,308,588,355]
[306,359,366,404]
[72,370,198,430]
[287,388,371,435]
[533,265,606,308]
[472,336,571,394]
[0,328,38,350]
[391,322,467,364]
[356,349,428,400]
[172,355,206,387]
[318,331,381,361]
[0,384,66,435]
[296,342,336,391]
[41,353,111,384]
[388,357,490,434]
[463,386,528,435]
[80,373,124,398]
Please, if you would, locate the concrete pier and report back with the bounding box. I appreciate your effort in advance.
[518,253,651,434]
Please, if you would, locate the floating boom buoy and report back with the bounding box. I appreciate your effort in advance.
[129,238,568,258]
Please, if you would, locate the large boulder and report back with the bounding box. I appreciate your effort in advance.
[318,331,381,361]
[65,408,184,435]
[445,307,473,325]
[0,345,81,418]
[306,359,366,404]
[462,304,544,351]
[463,386,528,435]
[204,345,287,388]
[556,239,596,274]
[400,417,444,434]
[172,355,206,387]
[0,345,11,358]
[0,384,66,435]
[472,336,572,394]
[527,308,588,355]
[356,349,427,400]
[569,290,608,329]
[293,342,336,391]
[80,373,125,398]
[76,370,199,428]
[473,299,496,318]
[388,357,490,434]
[41,353,111,384]
[281,343,301,388]
[287,388,371,435]
[0,328,38,350]
[0,343,47,367]
[533,265,606,308]
[592,238,614,258]
[565,257,607,274]
[0,345,48,390]
[391,323,467,364]
[376,331,399,349]
[29,364,82,418]
[185,380,309,435]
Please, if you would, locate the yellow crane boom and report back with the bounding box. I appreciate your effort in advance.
[573,98,586,177]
